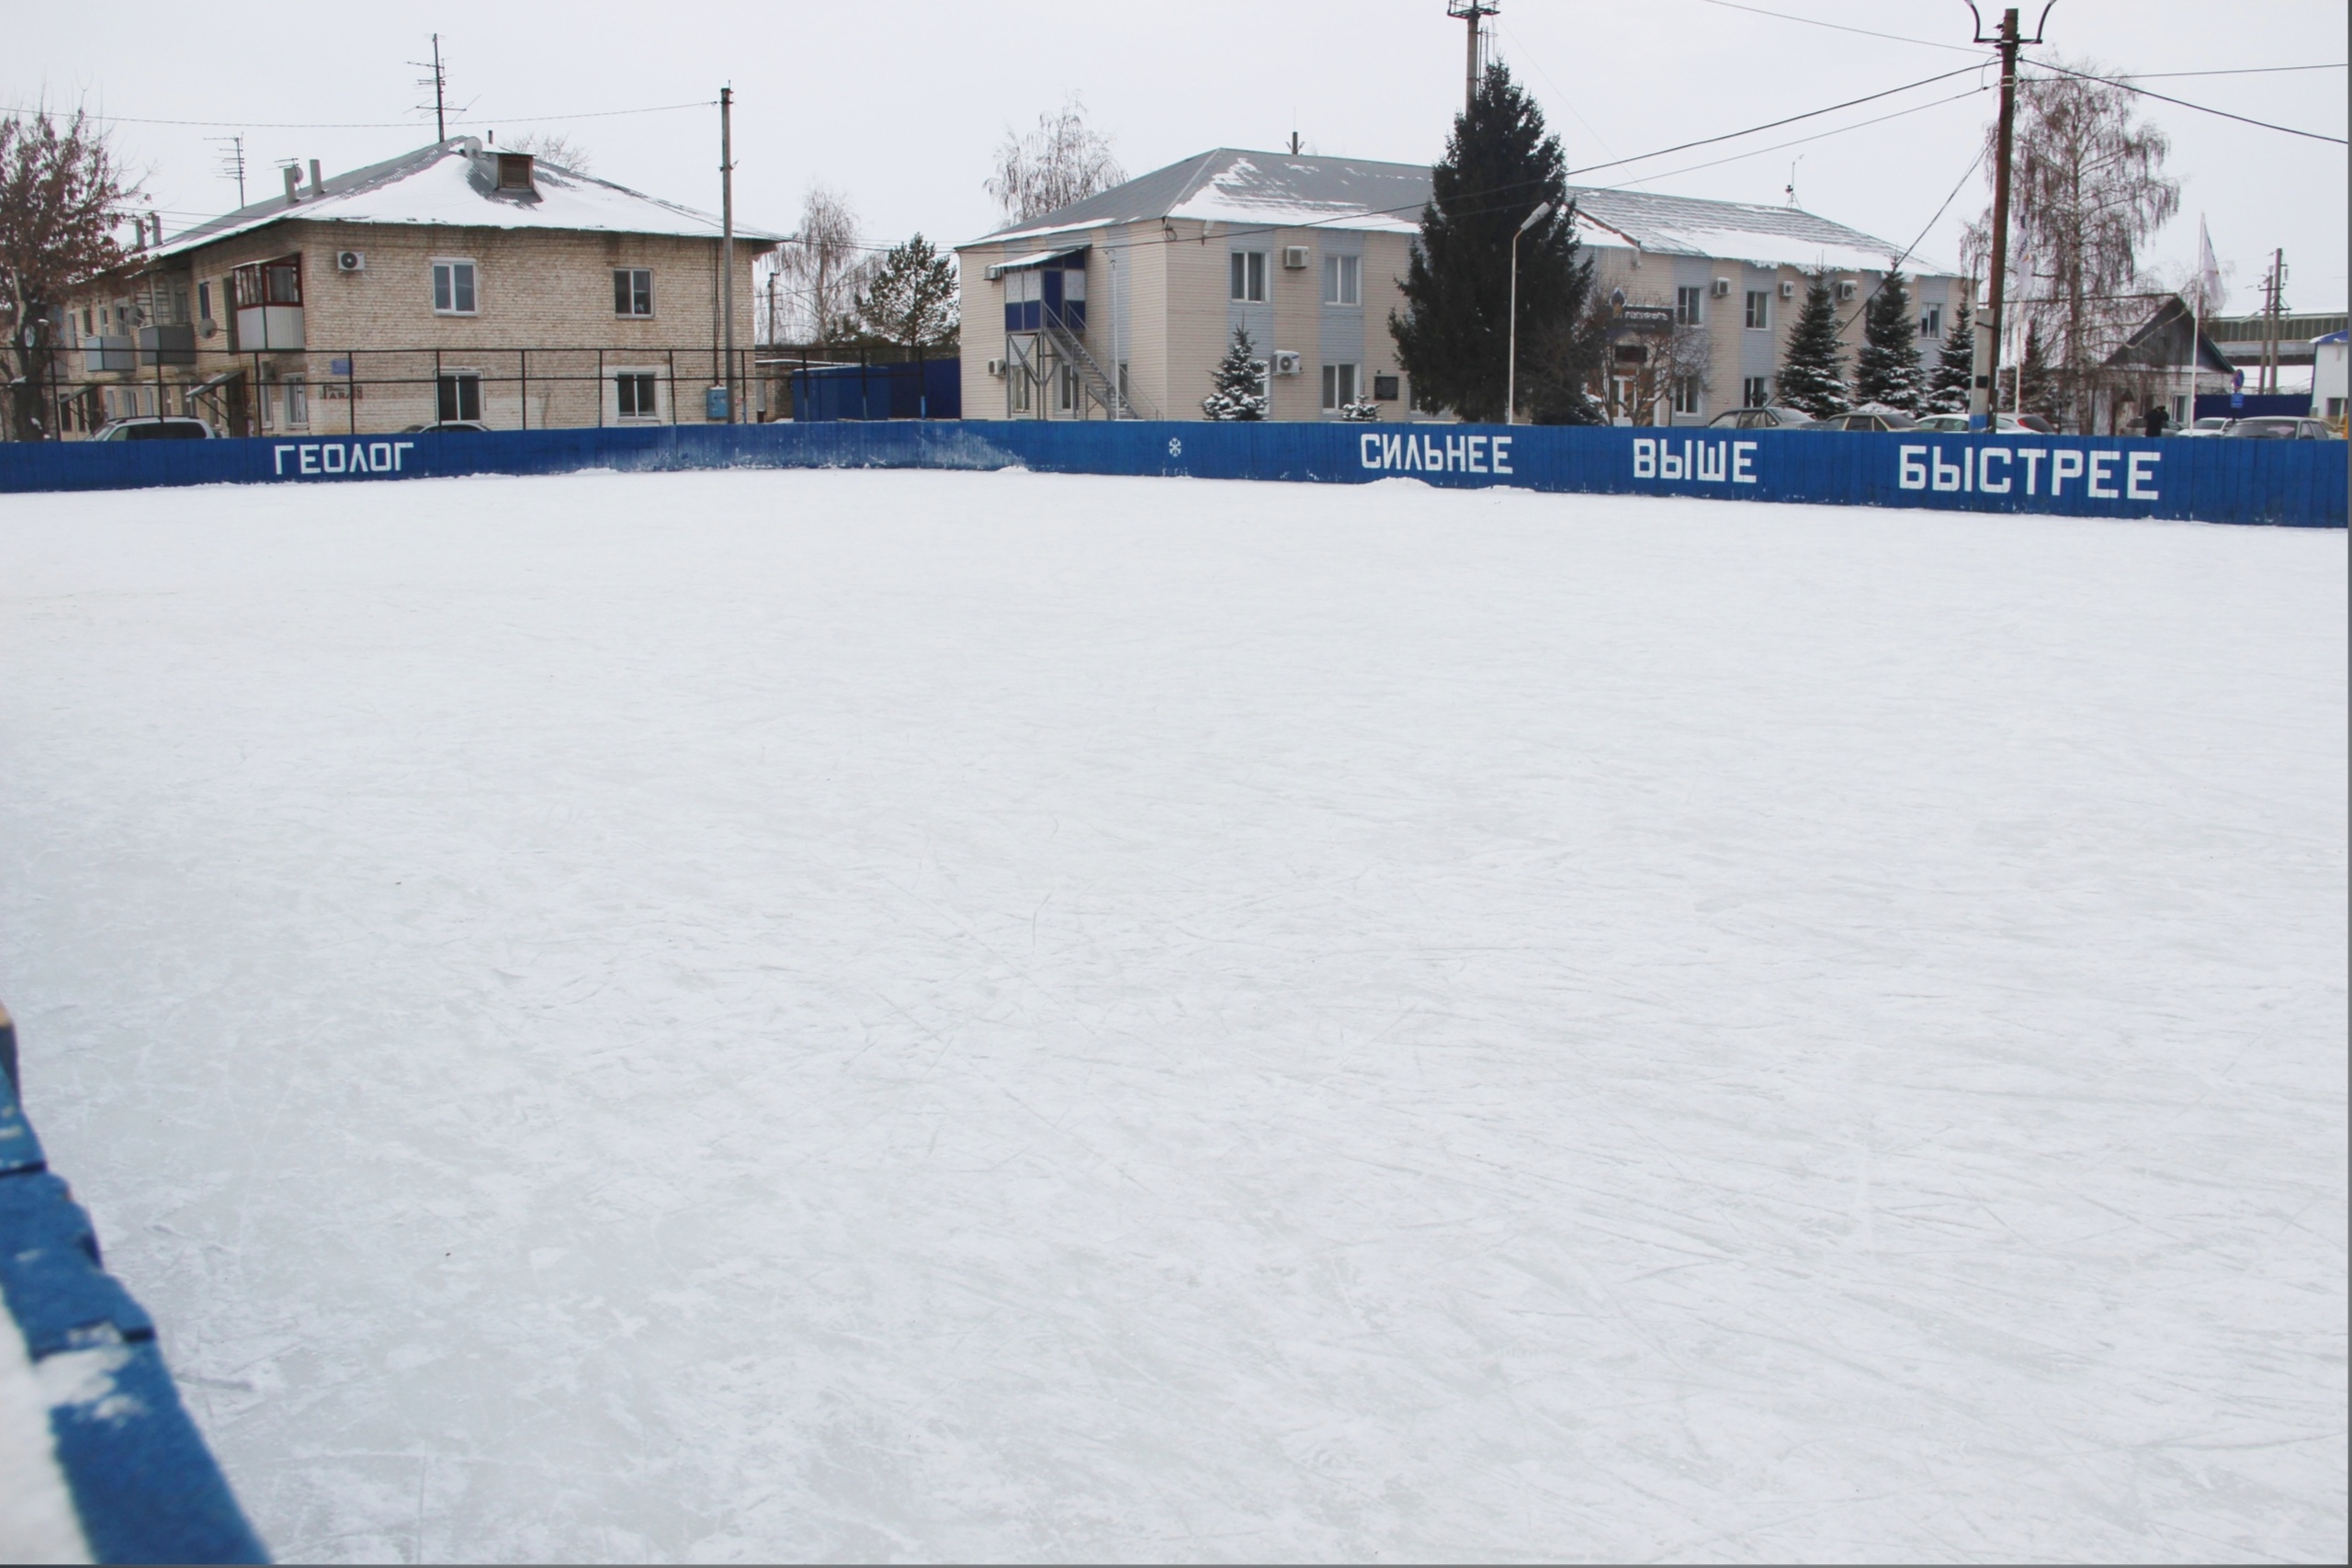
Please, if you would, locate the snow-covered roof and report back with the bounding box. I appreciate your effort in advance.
[965,148,1950,276]
[153,138,783,259]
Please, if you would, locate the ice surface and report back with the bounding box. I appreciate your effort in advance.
[0,470,2343,1563]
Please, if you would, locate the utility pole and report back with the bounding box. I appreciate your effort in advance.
[412,35,449,141]
[1966,4,2049,428]
[1448,1,1498,113]
[720,86,737,423]
[2258,248,2288,395]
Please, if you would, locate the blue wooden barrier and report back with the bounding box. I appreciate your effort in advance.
[0,1009,269,1565]
[1,421,2342,528]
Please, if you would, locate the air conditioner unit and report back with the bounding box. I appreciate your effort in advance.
[1282,245,1309,269]
[985,358,1005,378]
[1712,277,1732,298]
[336,251,366,273]
[1271,350,1304,377]
[1835,279,1857,301]
[1779,279,1797,299]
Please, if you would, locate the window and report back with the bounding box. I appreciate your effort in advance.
[1118,362,1129,405]
[1058,364,1078,412]
[614,372,659,420]
[197,281,211,322]
[437,372,481,423]
[1670,376,1702,416]
[613,268,653,318]
[1230,250,1267,303]
[1676,286,1703,326]
[1743,375,1770,408]
[432,259,478,315]
[230,255,302,309]
[1744,290,1769,330]
[1320,363,1360,412]
[283,376,309,428]
[1322,254,1360,307]
[1918,303,1942,338]
[1011,367,1031,412]
[2328,396,2346,421]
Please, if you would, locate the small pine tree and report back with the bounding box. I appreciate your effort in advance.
[1854,265,1926,412]
[854,233,959,352]
[1921,302,1974,414]
[1339,391,1381,422]
[1202,326,1267,421]
[1775,270,1849,418]
[2015,317,2058,424]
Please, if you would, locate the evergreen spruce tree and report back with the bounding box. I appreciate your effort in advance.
[1391,62,1597,422]
[1775,270,1849,418]
[2014,317,2058,423]
[1854,265,1926,412]
[1201,326,1267,421]
[1921,302,1974,414]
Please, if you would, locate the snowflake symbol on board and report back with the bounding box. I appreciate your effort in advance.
[1167,437,1183,458]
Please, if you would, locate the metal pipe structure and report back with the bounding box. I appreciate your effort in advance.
[1506,201,1552,425]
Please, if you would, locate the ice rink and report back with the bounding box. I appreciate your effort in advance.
[1,468,2343,1562]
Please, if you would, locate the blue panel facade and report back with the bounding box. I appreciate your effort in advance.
[0,422,2341,528]
[788,359,961,421]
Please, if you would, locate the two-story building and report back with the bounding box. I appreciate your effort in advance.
[956,149,1963,425]
[58,137,780,437]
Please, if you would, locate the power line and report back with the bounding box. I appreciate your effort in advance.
[0,98,715,131]
[1561,64,1983,179]
[1688,0,1982,56]
[2020,56,2347,144]
[1587,85,1986,194]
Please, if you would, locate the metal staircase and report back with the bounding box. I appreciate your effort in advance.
[1043,321,1153,420]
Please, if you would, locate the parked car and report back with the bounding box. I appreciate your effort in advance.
[1704,406,1817,431]
[1815,408,1921,432]
[397,420,493,434]
[2181,417,2232,437]
[89,415,218,441]
[2220,416,2337,440]
[1911,412,2038,434]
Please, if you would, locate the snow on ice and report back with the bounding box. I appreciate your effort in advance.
[0,469,2343,1562]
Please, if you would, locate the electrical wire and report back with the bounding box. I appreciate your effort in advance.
[1,99,715,131]
[2018,57,2346,144]
[1585,85,1986,193]
[1688,0,1983,56]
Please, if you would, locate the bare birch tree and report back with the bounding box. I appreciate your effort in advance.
[1962,60,2178,430]
[985,96,1123,224]
[777,184,874,346]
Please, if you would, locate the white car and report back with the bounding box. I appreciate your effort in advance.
[1911,413,2037,434]
[89,415,219,441]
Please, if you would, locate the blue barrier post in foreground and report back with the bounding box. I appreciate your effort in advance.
[0,1004,269,1565]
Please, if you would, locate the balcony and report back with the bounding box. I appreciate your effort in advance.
[79,335,134,373]
[230,254,305,352]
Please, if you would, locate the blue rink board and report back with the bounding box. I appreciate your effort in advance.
[1,421,2342,528]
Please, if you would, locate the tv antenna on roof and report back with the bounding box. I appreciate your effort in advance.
[410,32,449,141]
[209,134,247,207]
[1785,155,1804,207]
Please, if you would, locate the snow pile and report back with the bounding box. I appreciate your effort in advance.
[0,470,2343,1562]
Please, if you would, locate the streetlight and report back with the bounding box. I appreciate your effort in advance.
[1506,201,1553,426]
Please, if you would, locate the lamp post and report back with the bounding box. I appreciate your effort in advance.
[1506,201,1553,425]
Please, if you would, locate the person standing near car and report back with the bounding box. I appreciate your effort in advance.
[2143,404,2169,438]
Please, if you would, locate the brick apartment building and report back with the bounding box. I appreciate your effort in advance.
[58,137,780,437]
[956,149,1964,424]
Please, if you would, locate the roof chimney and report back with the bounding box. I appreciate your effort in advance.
[283,165,301,203]
[309,158,324,197]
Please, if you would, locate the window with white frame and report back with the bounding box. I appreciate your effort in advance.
[1917,302,1942,338]
[283,375,309,428]
[1230,250,1267,303]
[436,371,482,423]
[1670,376,1702,415]
[1676,286,1703,325]
[613,268,653,318]
[613,370,660,420]
[1744,290,1769,330]
[432,258,478,315]
[1743,375,1770,407]
[1323,254,1360,307]
[1320,363,1360,412]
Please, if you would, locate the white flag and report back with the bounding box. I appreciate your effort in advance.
[2196,220,2224,312]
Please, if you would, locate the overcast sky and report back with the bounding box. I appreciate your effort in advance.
[10,1,2346,311]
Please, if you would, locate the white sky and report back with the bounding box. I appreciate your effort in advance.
[9,1,2346,313]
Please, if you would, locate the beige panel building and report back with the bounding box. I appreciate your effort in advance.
[56,138,779,437]
[956,150,1964,425]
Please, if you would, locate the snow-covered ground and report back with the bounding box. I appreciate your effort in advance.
[0,469,2342,1563]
